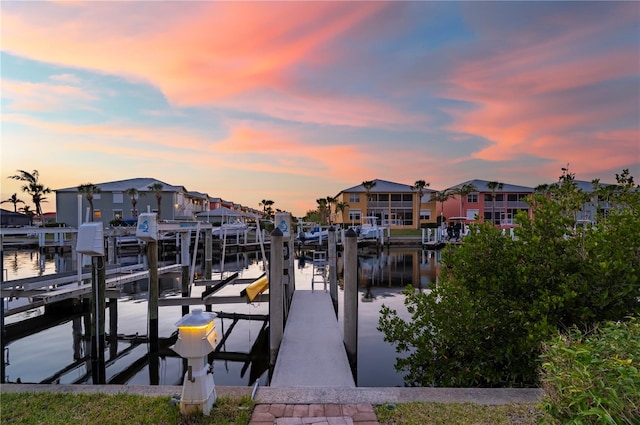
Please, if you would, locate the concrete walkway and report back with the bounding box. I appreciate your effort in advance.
[270,290,355,388]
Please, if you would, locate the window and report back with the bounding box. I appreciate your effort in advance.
[348,209,361,223]
[467,193,478,203]
[94,209,101,219]
[349,194,360,203]
[113,192,123,204]
[466,209,479,220]
[419,209,431,220]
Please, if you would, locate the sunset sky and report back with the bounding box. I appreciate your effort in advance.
[2,1,639,216]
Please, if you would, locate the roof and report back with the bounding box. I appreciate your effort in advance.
[195,206,248,218]
[0,208,28,218]
[340,179,438,194]
[446,179,535,193]
[56,177,187,193]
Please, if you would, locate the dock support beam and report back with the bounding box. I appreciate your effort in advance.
[90,255,106,384]
[328,226,338,316]
[148,240,159,349]
[180,232,190,316]
[269,228,284,367]
[343,228,358,376]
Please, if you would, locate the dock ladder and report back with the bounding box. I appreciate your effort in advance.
[311,250,328,291]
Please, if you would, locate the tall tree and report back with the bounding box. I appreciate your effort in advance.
[486,181,504,225]
[1,193,25,212]
[19,205,35,225]
[431,190,452,225]
[148,183,164,219]
[125,187,143,218]
[453,183,477,218]
[334,201,349,224]
[316,198,328,224]
[9,169,51,223]
[379,169,640,387]
[259,199,275,219]
[362,180,376,217]
[411,180,430,227]
[325,196,336,224]
[78,183,101,222]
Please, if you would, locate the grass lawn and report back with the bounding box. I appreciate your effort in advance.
[1,392,544,425]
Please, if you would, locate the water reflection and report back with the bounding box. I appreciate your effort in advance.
[3,247,440,387]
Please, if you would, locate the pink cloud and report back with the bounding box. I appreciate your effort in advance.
[2,78,97,112]
[2,2,404,128]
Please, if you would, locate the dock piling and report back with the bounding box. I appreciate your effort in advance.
[328,226,338,316]
[269,228,284,367]
[343,228,358,374]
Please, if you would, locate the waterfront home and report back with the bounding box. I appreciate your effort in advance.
[441,180,535,227]
[332,179,438,230]
[55,177,210,227]
[0,209,32,227]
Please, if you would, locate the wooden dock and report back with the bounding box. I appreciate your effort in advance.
[1,264,181,316]
[270,290,355,387]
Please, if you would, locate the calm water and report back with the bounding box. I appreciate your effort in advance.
[2,246,440,387]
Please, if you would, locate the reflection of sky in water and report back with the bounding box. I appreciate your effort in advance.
[4,247,438,387]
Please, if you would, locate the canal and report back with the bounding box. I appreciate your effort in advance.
[2,246,440,387]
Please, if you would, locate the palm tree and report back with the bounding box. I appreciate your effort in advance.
[487,181,504,225]
[325,196,336,224]
[148,183,164,219]
[334,201,349,225]
[259,199,275,219]
[125,187,143,218]
[1,193,25,212]
[411,180,430,228]
[362,180,376,217]
[78,183,101,222]
[453,183,477,218]
[431,190,452,226]
[316,198,328,224]
[19,205,35,225]
[9,169,51,223]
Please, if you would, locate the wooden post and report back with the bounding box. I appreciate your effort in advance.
[180,232,190,316]
[148,240,159,350]
[269,228,284,367]
[0,248,5,384]
[204,228,213,280]
[108,297,118,359]
[343,228,358,373]
[90,255,107,384]
[328,226,338,316]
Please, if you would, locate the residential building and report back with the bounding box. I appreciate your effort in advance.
[0,209,32,227]
[333,179,438,229]
[55,178,209,227]
[442,180,535,227]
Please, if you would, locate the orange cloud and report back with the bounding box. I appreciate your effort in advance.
[2,78,97,112]
[2,2,402,128]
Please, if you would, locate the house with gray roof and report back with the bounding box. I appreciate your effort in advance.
[55,177,209,227]
[440,179,535,226]
[333,179,438,229]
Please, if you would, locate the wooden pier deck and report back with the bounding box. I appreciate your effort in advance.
[1,264,181,316]
[270,290,355,387]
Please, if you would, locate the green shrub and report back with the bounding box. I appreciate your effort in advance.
[539,316,640,424]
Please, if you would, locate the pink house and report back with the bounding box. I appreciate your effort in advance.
[440,180,535,227]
